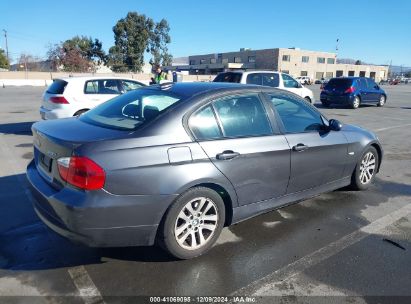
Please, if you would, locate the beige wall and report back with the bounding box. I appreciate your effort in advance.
[277,48,388,81]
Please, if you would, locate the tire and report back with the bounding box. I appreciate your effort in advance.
[377,95,386,107]
[350,146,379,190]
[74,109,89,116]
[351,96,360,109]
[158,187,225,259]
[304,97,313,104]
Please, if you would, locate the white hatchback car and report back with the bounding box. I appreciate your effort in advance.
[213,71,315,104]
[40,77,146,120]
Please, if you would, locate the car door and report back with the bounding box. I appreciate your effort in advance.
[365,78,380,102]
[356,78,370,102]
[281,73,304,97]
[189,92,291,206]
[83,79,121,108]
[265,92,349,194]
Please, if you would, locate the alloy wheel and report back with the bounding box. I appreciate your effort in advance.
[353,97,360,109]
[359,152,376,184]
[174,197,219,250]
[378,95,385,106]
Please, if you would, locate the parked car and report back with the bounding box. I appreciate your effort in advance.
[213,71,315,104]
[40,77,146,120]
[320,77,387,109]
[27,82,383,259]
[296,76,312,85]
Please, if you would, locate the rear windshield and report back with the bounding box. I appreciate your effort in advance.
[80,88,184,130]
[325,78,353,89]
[47,79,68,94]
[213,73,242,83]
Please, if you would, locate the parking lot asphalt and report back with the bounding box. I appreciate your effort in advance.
[0,84,410,303]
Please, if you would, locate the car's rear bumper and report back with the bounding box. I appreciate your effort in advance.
[26,160,177,247]
[40,106,74,120]
[320,94,354,105]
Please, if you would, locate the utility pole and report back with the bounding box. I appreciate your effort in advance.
[2,29,9,62]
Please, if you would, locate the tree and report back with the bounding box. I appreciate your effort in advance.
[47,36,107,72]
[109,12,172,72]
[0,49,9,69]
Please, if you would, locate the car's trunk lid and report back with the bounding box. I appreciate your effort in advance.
[32,117,131,189]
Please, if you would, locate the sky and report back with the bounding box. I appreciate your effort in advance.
[1,0,411,66]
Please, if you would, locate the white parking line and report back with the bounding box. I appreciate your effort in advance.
[68,266,105,304]
[231,202,411,296]
[375,123,411,132]
[0,134,105,303]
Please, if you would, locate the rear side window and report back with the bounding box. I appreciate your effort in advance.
[213,94,272,138]
[190,106,222,140]
[47,80,67,94]
[246,74,263,85]
[213,73,242,83]
[84,80,121,94]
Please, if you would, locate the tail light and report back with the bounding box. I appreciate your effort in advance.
[50,96,69,104]
[57,156,105,190]
[344,86,355,94]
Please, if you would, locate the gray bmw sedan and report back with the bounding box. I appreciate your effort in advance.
[27,82,383,259]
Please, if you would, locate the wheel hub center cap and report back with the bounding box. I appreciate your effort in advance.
[192,219,200,226]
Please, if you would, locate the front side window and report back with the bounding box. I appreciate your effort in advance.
[80,89,183,130]
[121,80,143,92]
[262,73,280,87]
[282,73,299,88]
[190,106,221,140]
[213,94,272,138]
[269,95,324,133]
[84,80,121,94]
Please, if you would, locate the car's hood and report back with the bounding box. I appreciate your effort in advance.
[32,117,132,145]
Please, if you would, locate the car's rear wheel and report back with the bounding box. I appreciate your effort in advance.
[158,187,225,259]
[351,96,360,109]
[377,95,386,107]
[350,146,379,190]
[74,109,89,116]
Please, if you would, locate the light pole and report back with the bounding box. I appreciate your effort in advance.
[2,29,9,62]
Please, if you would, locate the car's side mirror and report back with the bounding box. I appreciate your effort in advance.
[329,119,342,131]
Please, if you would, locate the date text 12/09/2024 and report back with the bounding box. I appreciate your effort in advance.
[149,296,256,303]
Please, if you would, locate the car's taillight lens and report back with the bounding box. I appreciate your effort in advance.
[57,157,105,190]
[344,86,355,93]
[50,96,69,104]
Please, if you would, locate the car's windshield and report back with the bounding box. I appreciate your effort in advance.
[80,88,184,130]
[213,73,242,83]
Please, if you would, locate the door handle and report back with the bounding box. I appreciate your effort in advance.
[216,150,240,160]
[292,144,309,152]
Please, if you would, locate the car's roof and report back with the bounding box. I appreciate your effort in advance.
[57,76,142,82]
[218,70,280,75]
[145,81,269,98]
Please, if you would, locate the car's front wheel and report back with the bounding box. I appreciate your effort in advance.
[158,187,225,259]
[350,146,379,190]
[377,95,386,107]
